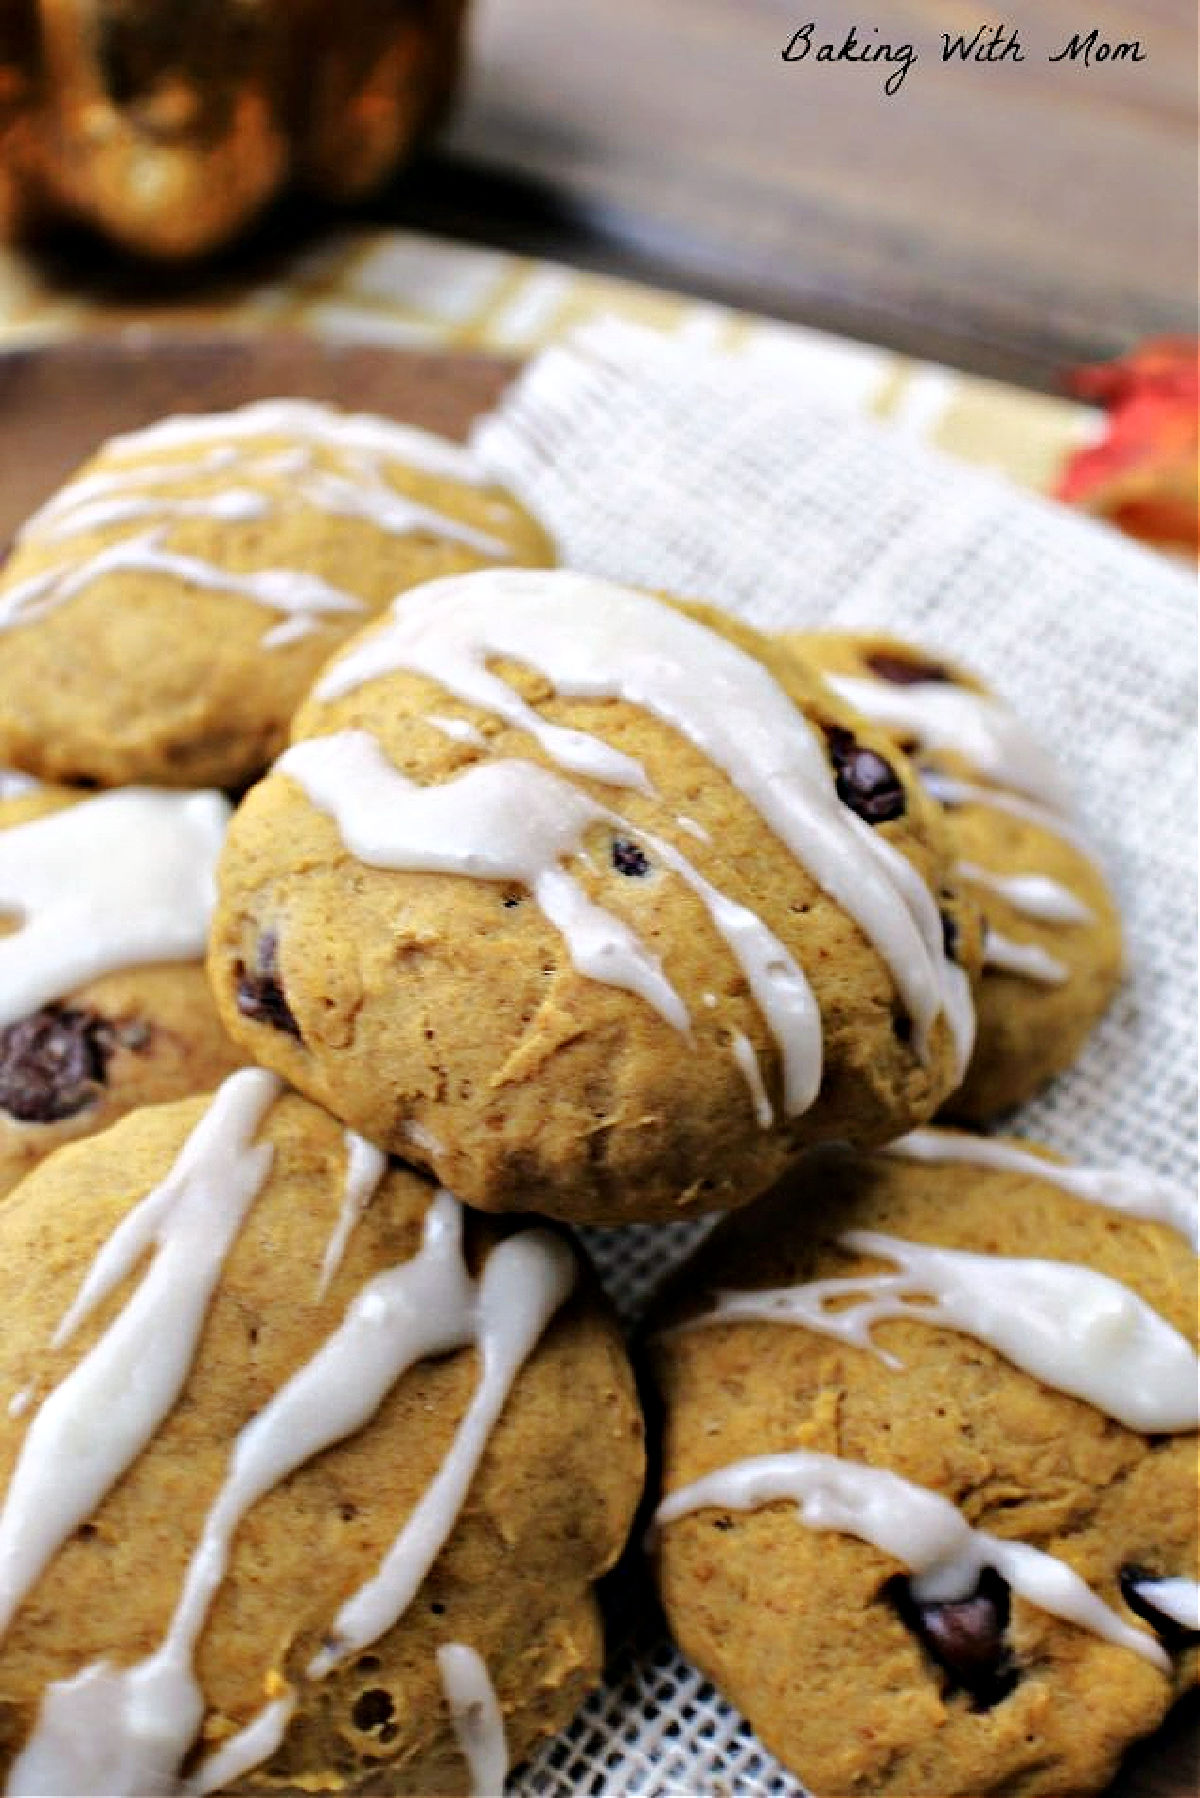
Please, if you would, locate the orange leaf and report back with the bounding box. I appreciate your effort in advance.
[1056,338,1199,556]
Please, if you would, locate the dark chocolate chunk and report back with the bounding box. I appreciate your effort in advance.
[352,1688,396,1733]
[234,931,301,1039]
[0,1005,115,1123]
[612,838,651,877]
[891,1568,1018,1708]
[825,726,906,826]
[1120,1564,1200,1650]
[865,650,952,686]
[941,910,959,962]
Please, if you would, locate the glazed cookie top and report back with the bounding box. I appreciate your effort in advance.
[649,1130,1198,1793]
[0,1071,642,1793]
[0,781,229,1034]
[0,401,554,789]
[782,632,1124,1113]
[210,570,980,1222]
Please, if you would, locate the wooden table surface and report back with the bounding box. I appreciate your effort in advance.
[387,0,1197,390]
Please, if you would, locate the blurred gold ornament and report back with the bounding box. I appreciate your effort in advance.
[0,0,469,259]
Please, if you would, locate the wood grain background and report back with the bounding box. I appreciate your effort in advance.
[390,0,1197,387]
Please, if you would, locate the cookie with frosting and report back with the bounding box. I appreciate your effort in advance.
[0,400,554,791]
[208,570,981,1225]
[0,776,245,1202]
[780,632,1123,1118]
[0,1070,644,1792]
[648,1128,1198,1796]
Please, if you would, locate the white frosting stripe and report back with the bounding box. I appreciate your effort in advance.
[983,929,1068,986]
[956,861,1094,926]
[313,571,968,1072]
[102,399,493,488]
[687,1229,1198,1432]
[652,1451,1168,1671]
[3,400,513,643]
[0,788,230,1030]
[0,529,367,646]
[437,1643,509,1797]
[0,1069,281,1641]
[315,1131,389,1299]
[1129,1577,1200,1633]
[920,770,1097,858]
[825,674,1072,810]
[884,1130,1199,1251]
[6,1183,575,1793]
[280,732,827,1116]
[310,1226,577,1673]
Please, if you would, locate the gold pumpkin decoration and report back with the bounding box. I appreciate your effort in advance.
[0,0,469,259]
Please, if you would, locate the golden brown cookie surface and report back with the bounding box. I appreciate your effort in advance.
[0,779,245,1203]
[648,1133,1198,1796]
[780,631,1124,1118]
[0,401,554,790]
[0,1078,644,1792]
[209,572,980,1225]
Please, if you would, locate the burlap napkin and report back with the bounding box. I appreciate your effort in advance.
[471,321,1198,1795]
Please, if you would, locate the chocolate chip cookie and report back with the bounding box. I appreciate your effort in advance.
[780,632,1123,1118]
[0,400,554,790]
[209,570,982,1224]
[648,1130,1197,1795]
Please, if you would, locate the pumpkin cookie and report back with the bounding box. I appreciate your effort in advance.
[0,400,554,790]
[649,1129,1198,1797]
[0,778,244,1202]
[209,569,981,1225]
[780,632,1123,1118]
[0,1071,644,1793]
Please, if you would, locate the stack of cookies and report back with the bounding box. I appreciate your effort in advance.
[0,398,1192,1797]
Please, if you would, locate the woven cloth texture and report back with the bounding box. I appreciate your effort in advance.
[471,321,1198,1796]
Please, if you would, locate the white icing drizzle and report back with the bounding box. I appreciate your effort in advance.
[437,1643,509,1797]
[957,860,1094,926]
[825,674,1072,810]
[181,1696,298,1796]
[884,1129,1200,1252]
[6,1390,31,1422]
[983,928,1069,986]
[279,732,824,1116]
[405,1120,447,1159]
[427,715,489,748]
[102,399,494,489]
[34,488,271,542]
[315,1131,389,1300]
[0,1069,281,1641]
[0,787,230,1029]
[652,1451,1168,1671]
[729,1030,774,1128]
[919,769,1096,857]
[674,814,710,842]
[310,1221,576,1674]
[3,399,512,643]
[313,570,970,1075]
[0,528,366,646]
[1129,1577,1200,1633]
[0,772,40,802]
[685,1229,1199,1433]
[6,1168,574,1792]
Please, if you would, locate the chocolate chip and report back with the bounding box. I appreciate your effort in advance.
[941,911,959,962]
[234,931,301,1040]
[352,1688,395,1733]
[825,726,906,826]
[891,1569,1018,1708]
[612,838,651,877]
[0,1005,115,1123]
[865,650,951,686]
[1120,1564,1200,1650]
